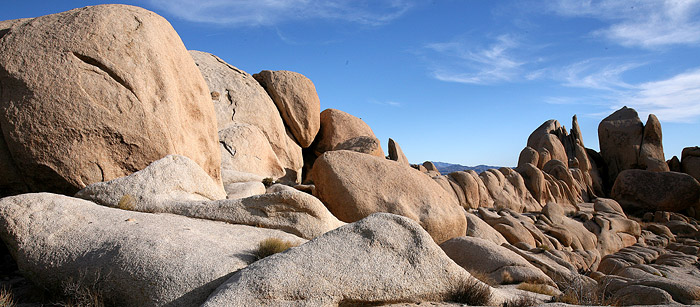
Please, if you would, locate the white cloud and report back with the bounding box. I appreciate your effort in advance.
[425,35,525,84]
[616,68,700,122]
[147,0,415,26]
[549,0,700,48]
[369,99,401,107]
[558,59,640,91]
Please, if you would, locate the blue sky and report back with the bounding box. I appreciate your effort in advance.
[3,1,700,167]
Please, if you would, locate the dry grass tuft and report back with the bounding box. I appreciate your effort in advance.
[517,282,557,296]
[255,238,298,260]
[446,277,491,305]
[502,294,539,307]
[470,270,498,286]
[117,194,135,211]
[58,271,106,307]
[0,287,15,307]
[552,277,620,306]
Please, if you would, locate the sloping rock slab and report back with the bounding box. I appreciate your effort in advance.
[203,213,500,306]
[0,193,303,306]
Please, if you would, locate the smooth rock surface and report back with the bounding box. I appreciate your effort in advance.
[253,70,320,148]
[203,213,498,306]
[218,123,285,180]
[0,5,222,194]
[388,138,411,167]
[311,150,466,243]
[0,193,303,306]
[313,108,384,158]
[611,169,700,212]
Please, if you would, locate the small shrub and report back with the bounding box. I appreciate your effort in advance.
[502,295,539,307]
[551,277,620,306]
[59,271,106,307]
[470,270,498,286]
[0,287,15,307]
[517,282,557,296]
[117,194,135,211]
[254,238,298,260]
[262,177,275,187]
[446,277,491,305]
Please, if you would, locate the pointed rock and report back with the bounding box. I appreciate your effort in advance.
[313,109,384,158]
[388,138,411,166]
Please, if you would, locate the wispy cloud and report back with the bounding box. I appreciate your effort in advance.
[557,59,641,91]
[425,34,525,85]
[369,99,401,107]
[147,0,416,27]
[549,0,700,48]
[616,68,700,122]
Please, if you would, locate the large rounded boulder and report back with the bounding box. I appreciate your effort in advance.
[0,5,221,195]
[313,109,384,158]
[311,150,466,243]
[611,169,700,212]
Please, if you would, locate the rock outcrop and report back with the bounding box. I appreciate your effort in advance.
[190,50,303,183]
[682,146,700,182]
[218,123,285,180]
[313,108,384,158]
[253,70,321,148]
[0,5,222,195]
[311,150,466,243]
[388,138,411,166]
[203,213,505,306]
[611,169,700,213]
[0,193,304,306]
[598,107,669,191]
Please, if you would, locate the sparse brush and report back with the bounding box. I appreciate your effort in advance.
[552,277,620,306]
[0,287,15,307]
[262,177,275,187]
[255,238,298,260]
[517,282,557,296]
[502,294,539,307]
[446,277,491,306]
[117,194,135,211]
[470,270,498,286]
[59,272,105,307]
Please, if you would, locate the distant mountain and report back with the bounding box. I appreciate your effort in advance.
[430,161,502,175]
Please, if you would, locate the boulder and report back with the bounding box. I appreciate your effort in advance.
[313,108,383,158]
[332,136,383,157]
[0,193,304,306]
[203,213,502,306]
[598,107,644,187]
[0,5,222,195]
[479,168,541,212]
[253,70,320,148]
[388,138,411,167]
[440,236,555,286]
[75,155,226,208]
[190,50,302,183]
[448,171,482,209]
[223,181,265,200]
[668,156,682,172]
[639,114,669,172]
[611,169,700,213]
[311,150,466,243]
[464,212,507,245]
[218,123,285,181]
[682,146,700,182]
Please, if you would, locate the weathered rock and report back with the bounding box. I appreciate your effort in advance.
[479,168,541,212]
[388,138,410,167]
[332,136,383,157]
[76,155,226,208]
[423,161,441,176]
[163,191,345,240]
[441,236,555,286]
[313,108,383,158]
[639,114,669,172]
[612,284,675,305]
[190,50,303,182]
[253,70,320,148]
[0,193,304,306]
[0,5,222,195]
[611,169,700,213]
[598,106,644,187]
[203,213,503,306]
[668,155,682,172]
[224,181,265,200]
[517,147,539,168]
[311,150,466,243]
[448,171,481,209]
[464,212,508,245]
[682,146,700,182]
[218,123,285,180]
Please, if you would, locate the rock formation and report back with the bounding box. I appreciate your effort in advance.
[0,5,222,195]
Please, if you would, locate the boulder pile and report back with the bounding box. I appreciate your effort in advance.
[0,4,699,307]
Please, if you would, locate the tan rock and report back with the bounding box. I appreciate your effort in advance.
[332,136,383,157]
[639,114,669,172]
[388,138,411,167]
[224,181,266,200]
[190,50,303,182]
[448,171,481,209]
[464,212,508,245]
[253,70,320,148]
[682,146,700,182]
[0,5,222,194]
[0,193,304,306]
[598,107,647,187]
[203,213,504,306]
[479,168,541,212]
[441,236,555,286]
[218,124,285,180]
[611,169,700,213]
[313,109,384,158]
[517,147,539,168]
[311,150,466,243]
